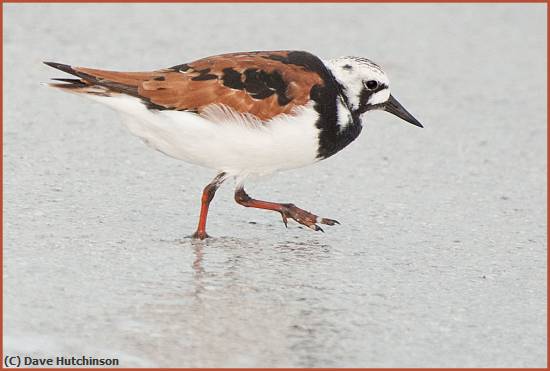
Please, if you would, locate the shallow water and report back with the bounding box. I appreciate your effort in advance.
[3,3,547,367]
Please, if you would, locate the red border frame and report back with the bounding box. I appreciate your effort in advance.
[1,1,547,370]
[1,0,548,3]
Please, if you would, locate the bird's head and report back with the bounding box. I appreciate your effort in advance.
[327,56,422,128]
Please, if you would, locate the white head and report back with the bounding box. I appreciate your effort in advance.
[327,56,422,127]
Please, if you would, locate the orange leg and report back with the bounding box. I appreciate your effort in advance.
[234,187,339,232]
[192,173,227,239]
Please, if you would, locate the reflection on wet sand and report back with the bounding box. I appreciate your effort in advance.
[181,237,345,366]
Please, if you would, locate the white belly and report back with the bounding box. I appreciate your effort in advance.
[89,95,321,177]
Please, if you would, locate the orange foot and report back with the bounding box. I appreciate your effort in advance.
[191,230,210,240]
[278,203,340,232]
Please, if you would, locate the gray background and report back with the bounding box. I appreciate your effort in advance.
[3,3,547,367]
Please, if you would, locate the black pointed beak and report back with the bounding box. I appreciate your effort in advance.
[384,94,423,128]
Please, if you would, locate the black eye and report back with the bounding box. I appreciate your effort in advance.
[365,80,378,90]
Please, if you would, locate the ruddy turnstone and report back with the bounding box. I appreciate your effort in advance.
[45,50,422,239]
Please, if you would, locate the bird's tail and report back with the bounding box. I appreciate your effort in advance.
[43,61,148,97]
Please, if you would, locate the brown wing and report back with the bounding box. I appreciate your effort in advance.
[61,51,326,121]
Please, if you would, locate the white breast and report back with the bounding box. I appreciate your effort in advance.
[88,95,321,178]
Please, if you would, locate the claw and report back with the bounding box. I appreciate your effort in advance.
[280,212,288,228]
[310,224,324,232]
[320,218,340,225]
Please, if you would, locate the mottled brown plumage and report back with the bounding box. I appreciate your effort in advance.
[45,50,423,239]
[69,51,324,121]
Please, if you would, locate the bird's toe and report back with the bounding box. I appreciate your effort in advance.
[320,218,340,226]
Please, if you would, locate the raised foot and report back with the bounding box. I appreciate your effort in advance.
[279,203,340,232]
[191,230,210,240]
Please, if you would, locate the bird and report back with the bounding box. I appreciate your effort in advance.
[44,50,422,239]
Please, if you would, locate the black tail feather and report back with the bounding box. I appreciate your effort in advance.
[44,61,138,96]
[51,78,87,85]
[43,61,78,76]
[44,61,101,84]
